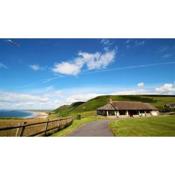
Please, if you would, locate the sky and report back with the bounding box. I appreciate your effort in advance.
[0,39,175,109]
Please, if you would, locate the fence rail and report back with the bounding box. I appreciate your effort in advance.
[0,117,73,137]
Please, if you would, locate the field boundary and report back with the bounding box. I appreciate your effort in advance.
[0,117,73,137]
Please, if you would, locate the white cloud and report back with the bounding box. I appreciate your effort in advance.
[0,91,48,103]
[0,63,8,69]
[112,83,175,95]
[137,82,144,88]
[155,83,175,94]
[78,50,115,70]
[1,82,175,110]
[52,50,116,76]
[52,62,82,75]
[112,89,146,95]
[0,87,63,110]
[0,87,103,110]
[111,88,149,95]
[29,64,41,71]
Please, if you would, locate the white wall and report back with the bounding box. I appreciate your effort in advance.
[151,111,159,116]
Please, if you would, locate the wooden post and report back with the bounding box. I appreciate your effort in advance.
[45,119,49,136]
[57,120,60,130]
[60,120,64,129]
[15,123,21,137]
[20,122,27,137]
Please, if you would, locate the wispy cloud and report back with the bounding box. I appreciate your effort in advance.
[82,61,175,75]
[125,39,145,49]
[134,40,145,47]
[100,39,115,51]
[42,76,61,84]
[158,46,169,53]
[43,61,175,84]
[156,45,174,59]
[5,39,20,47]
[52,49,116,76]
[162,53,173,58]
[0,63,8,69]
[29,64,42,71]
[101,39,113,46]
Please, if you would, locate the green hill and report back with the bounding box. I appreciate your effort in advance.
[54,95,175,117]
[54,101,85,117]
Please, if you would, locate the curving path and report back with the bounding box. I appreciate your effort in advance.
[69,120,113,137]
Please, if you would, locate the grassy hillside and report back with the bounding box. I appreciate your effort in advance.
[54,102,85,117]
[53,95,175,117]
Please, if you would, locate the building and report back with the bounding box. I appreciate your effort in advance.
[97,99,159,118]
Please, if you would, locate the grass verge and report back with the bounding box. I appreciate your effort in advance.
[109,115,175,136]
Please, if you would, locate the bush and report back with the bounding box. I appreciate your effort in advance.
[77,114,81,120]
[159,105,175,112]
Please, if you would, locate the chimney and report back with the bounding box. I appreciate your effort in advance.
[109,98,113,104]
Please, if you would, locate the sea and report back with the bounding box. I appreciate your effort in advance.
[0,110,36,118]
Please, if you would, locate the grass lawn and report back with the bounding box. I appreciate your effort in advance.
[52,117,99,136]
[109,115,175,136]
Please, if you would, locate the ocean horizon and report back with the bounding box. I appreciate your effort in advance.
[0,109,37,118]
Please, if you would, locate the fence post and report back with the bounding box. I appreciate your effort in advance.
[15,123,21,137]
[57,120,60,130]
[45,119,49,136]
[20,122,27,137]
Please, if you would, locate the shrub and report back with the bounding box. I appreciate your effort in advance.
[77,114,81,120]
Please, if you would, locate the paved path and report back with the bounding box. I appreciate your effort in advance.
[69,120,113,137]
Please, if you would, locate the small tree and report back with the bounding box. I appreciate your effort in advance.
[77,114,81,120]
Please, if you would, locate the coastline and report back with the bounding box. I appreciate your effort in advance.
[0,110,49,119]
[34,112,48,119]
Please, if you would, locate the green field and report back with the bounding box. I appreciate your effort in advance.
[109,115,175,136]
[53,95,175,117]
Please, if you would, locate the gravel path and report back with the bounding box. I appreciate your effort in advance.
[69,120,113,137]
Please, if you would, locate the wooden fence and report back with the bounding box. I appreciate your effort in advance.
[0,117,73,137]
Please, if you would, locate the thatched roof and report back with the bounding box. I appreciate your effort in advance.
[97,101,157,111]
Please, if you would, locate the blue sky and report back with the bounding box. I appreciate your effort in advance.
[0,39,175,109]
